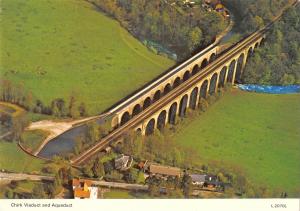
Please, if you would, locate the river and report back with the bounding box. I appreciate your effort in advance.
[237,84,300,94]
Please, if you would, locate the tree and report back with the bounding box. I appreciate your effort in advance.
[68,92,79,118]
[74,135,84,155]
[171,148,183,167]
[199,99,209,112]
[32,184,46,199]
[124,168,139,183]
[51,98,67,117]
[182,173,193,198]
[86,122,100,144]
[47,184,56,198]
[280,73,295,85]
[92,158,105,178]
[5,189,14,199]
[83,163,94,178]
[12,113,29,142]
[53,172,62,195]
[103,161,114,175]
[78,102,87,117]
[254,16,264,29]
[148,177,160,197]
[9,180,19,189]
[187,27,203,53]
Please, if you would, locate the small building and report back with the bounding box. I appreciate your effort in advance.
[114,154,133,171]
[204,175,222,189]
[137,160,148,170]
[148,164,181,178]
[104,146,112,153]
[190,174,206,186]
[72,179,98,199]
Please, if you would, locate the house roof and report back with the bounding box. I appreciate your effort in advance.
[138,162,145,169]
[72,179,93,187]
[205,175,218,182]
[72,179,80,187]
[74,189,90,198]
[149,164,181,177]
[190,174,206,183]
[114,155,130,169]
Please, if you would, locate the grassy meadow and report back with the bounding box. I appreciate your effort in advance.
[174,90,300,196]
[1,0,174,115]
[0,141,46,173]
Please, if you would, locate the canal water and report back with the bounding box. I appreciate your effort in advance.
[237,84,300,94]
[37,118,105,159]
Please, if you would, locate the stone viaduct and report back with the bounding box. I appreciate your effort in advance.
[71,26,267,165]
[110,34,265,136]
[109,44,220,129]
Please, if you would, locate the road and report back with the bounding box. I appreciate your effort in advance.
[0,131,12,139]
[0,172,54,181]
[0,172,147,191]
[92,180,148,191]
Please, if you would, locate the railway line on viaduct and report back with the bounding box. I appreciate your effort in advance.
[71,27,266,165]
[70,0,299,165]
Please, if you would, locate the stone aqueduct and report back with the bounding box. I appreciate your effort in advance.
[110,35,265,136]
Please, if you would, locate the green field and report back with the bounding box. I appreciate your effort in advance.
[103,189,134,199]
[174,90,300,196]
[0,141,46,173]
[103,189,150,199]
[1,0,174,115]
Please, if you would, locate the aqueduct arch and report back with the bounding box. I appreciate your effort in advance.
[164,83,171,95]
[209,73,218,95]
[189,87,199,110]
[153,90,161,103]
[179,95,189,117]
[183,71,190,82]
[200,80,209,99]
[132,104,142,117]
[227,60,236,83]
[219,66,227,87]
[192,64,200,75]
[143,97,151,110]
[235,53,245,83]
[209,53,216,63]
[120,111,130,126]
[145,119,155,136]
[173,77,181,88]
[168,102,178,124]
[157,110,167,131]
[201,58,208,69]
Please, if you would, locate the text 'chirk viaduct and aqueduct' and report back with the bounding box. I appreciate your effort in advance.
[71,20,270,166]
